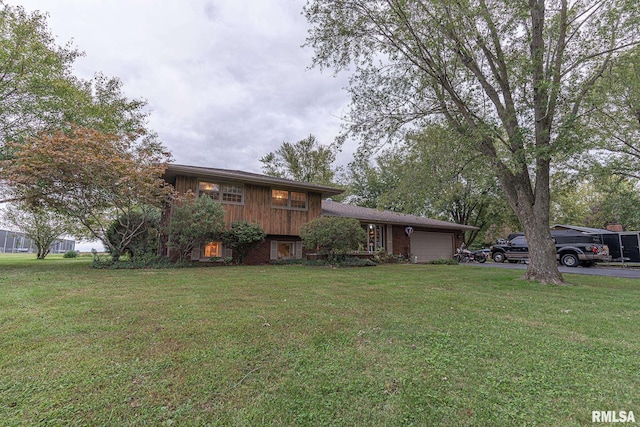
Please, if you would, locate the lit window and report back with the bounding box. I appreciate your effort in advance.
[198,181,243,204]
[272,189,289,207]
[277,242,294,259]
[365,224,384,252]
[271,189,307,210]
[199,181,220,200]
[204,242,221,258]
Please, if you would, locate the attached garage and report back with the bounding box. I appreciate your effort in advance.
[410,231,455,263]
[321,200,477,260]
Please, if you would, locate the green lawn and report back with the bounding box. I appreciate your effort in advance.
[1,255,638,426]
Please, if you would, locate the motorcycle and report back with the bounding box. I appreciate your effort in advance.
[453,246,487,263]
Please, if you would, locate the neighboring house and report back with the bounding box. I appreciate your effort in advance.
[552,224,640,262]
[0,229,76,254]
[162,164,476,264]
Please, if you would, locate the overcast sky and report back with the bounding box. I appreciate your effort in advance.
[13,0,354,173]
[8,0,356,251]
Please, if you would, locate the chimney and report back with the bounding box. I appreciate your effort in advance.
[606,223,624,232]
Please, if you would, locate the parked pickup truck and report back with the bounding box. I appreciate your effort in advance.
[490,231,611,267]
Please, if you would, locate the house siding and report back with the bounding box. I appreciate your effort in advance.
[172,175,322,236]
[392,225,411,258]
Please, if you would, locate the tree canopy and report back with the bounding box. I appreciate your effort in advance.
[260,134,338,185]
[305,0,640,284]
[0,3,173,259]
[0,5,146,151]
[165,194,226,263]
[586,47,640,180]
[0,3,80,148]
[1,126,173,257]
[346,124,517,246]
[2,202,76,259]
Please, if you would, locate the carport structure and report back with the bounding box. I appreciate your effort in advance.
[321,200,478,262]
[552,224,640,263]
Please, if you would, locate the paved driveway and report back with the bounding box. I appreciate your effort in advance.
[465,262,640,279]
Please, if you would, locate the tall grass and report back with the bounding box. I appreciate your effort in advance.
[1,254,638,426]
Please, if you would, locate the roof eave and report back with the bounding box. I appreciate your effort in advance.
[163,164,344,198]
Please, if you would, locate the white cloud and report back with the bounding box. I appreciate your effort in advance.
[13,0,353,172]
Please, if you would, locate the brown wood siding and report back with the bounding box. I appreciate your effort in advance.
[172,175,322,236]
[175,176,198,194]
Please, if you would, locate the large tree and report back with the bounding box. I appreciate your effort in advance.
[0,3,80,149]
[260,134,338,185]
[0,3,172,258]
[1,126,173,259]
[2,202,76,259]
[305,0,640,283]
[0,4,150,155]
[347,124,516,246]
[586,47,640,180]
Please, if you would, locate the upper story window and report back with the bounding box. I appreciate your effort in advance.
[199,180,243,205]
[222,184,243,203]
[271,189,307,210]
[199,182,219,199]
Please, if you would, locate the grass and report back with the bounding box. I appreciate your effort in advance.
[1,254,639,426]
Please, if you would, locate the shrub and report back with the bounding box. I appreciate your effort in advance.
[221,221,266,264]
[63,250,79,258]
[164,194,226,263]
[106,208,161,261]
[300,217,367,263]
[372,249,408,264]
[91,253,179,269]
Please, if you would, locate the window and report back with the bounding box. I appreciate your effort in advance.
[277,242,294,259]
[222,184,243,203]
[365,224,385,252]
[290,192,307,209]
[199,181,219,199]
[198,180,243,204]
[203,242,221,258]
[271,189,307,210]
[270,240,302,260]
[271,189,289,207]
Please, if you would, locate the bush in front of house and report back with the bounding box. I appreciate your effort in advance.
[300,216,367,263]
[105,209,161,261]
[222,221,266,264]
[164,193,226,263]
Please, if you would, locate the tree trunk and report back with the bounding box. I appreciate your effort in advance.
[496,167,564,284]
[520,204,563,284]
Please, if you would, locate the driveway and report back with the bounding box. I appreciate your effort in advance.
[465,262,640,279]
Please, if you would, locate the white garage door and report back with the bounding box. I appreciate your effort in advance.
[410,231,455,263]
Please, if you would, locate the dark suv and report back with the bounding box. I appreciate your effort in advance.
[490,231,611,267]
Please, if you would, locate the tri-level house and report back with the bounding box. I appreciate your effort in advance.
[162,164,476,264]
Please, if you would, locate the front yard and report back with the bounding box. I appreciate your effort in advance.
[1,255,638,426]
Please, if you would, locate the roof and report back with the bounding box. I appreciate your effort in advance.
[551,224,617,235]
[163,164,344,198]
[321,200,478,231]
